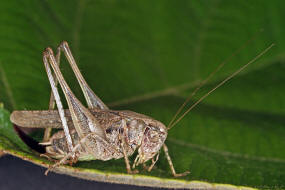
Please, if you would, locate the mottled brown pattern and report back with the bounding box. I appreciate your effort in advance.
[10,41,189,177]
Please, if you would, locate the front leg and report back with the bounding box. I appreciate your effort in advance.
[163,144,190,177]
[145,153,159,172]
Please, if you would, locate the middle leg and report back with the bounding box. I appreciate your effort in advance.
[119,119,138,174]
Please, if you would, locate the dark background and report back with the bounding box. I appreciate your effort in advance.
[0,155,159,190]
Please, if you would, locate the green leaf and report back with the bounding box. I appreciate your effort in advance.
[0,0,285,189]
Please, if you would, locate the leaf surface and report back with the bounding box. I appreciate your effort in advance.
[0,1,285,189]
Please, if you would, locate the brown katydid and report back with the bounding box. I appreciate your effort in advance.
[10,41,274,176]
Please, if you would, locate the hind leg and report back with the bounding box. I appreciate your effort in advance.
[43,47,61,142]
[45,132,116,175]
[57,41,108,110]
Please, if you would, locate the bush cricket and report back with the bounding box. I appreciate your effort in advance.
[10,41,274,176]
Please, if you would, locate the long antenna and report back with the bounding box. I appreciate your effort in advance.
[167,34,261,128]
[168,43,274,130]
